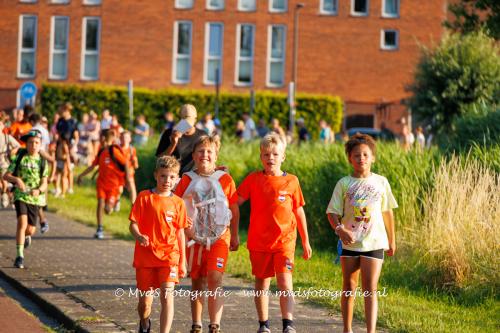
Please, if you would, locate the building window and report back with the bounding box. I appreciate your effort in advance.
[172,21,192,84]
[49,16,69,80]
[175,0,193,9]
[351,0,368,16]
[83,0,102,5]
[381,29,398,50]
[207,0,224,10]
[382,0,399,18]
[267,25,286,87]
[19,0,37,3]
[50,0,70,4]
[269,0,287,13]
[204,23,223,85]
[18,15,37,78]
[320,0,338,15]
[235,24,254,86]
[238,0,256,11]
[81,17,101,80]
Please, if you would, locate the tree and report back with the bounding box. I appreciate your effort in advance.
[408,31,500,135]
[445,0,500,40]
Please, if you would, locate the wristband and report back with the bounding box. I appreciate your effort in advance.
[335,224,343,235]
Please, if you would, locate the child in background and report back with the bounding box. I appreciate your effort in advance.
[0,119,20,208]
[118,130,138,209]
[77,129,129,239]
[129,156,188,333]
[51,136,71,198]
[3,130,48,269]
[237,132,312,333]
[175,135,239,333]
[326,133,397,333]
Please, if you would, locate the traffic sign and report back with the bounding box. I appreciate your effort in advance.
[20,82,37,100]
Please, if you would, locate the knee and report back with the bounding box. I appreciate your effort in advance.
[276,274,292,291]
[104,205,112,214]
[138,299,153,314]
[343,278,359,291]
[207,272,223,289]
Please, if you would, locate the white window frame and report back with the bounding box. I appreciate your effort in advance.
[266,25,286,88]
[49,16,69,80]
[238,0,256,11]
[80,17,101,80]
[17,15,37,78]
[351,0,369,16]
[172,21,192,84]
[234,24,255,86]
[50,0,70,4]
[269,0,287,13]
[380,29,399,50]
[83,0,102,5]
[204,22,224,85]
[382,0,399,18]
[206,0,224,10]
[19,0,37,3]
[175,0,193,9]
[320,0,338,15]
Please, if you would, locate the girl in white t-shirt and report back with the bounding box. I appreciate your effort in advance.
[326,133,397,333]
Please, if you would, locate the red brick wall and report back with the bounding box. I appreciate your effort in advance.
[0,0,447,121]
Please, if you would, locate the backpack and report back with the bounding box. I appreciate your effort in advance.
[12,148,47,179]
[182,170,232,249]
[96,145,125,172]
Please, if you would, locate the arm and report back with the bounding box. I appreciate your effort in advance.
[237,195,247,206]
[77,164,97,184]
[31,176,48,197]
[129,221,149,246]
[294,206,312,260]
[3,171,26,192]
[229,203,240,251]
[382,209,396,256]
[177,228,187,278]
[327,213,355,245]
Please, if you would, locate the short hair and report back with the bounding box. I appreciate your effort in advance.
[121,129,131,136]
[192,135,221,154]
[23,104,34,116]
[62,102,73,112]
[29,112,41,124]
[102,128,116,141]
[155,155,180,173]
[345,133,376,157]
[260,132,286,153]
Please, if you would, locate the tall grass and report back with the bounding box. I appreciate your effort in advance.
[412,157,500,295]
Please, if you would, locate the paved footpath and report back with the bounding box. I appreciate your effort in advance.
[0,209,373,333]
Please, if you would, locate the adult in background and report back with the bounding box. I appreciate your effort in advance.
[86,111,101,164]
[133,115,150,146]
[196,113,216,135]
[296,118,310,144]
[241,112,256,141]
[155,104,205,175]
[319,119,334,144]
[56,102,79,194]
[256,118,269,138]
[100,109,112,130]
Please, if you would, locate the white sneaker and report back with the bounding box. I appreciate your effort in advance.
[94,228,104,239]
[114,200,121,212]
[54,189,61,198]
[68,188,74,195]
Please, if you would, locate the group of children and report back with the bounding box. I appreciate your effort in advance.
[129,126,396,333]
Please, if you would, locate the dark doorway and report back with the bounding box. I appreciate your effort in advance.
[346,114,374,129]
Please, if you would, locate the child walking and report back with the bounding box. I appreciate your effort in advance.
[237,132,312,333]
[129,156,188,333]
[3,130,48,268]
[175,135,240,333]
[326,133,397,333]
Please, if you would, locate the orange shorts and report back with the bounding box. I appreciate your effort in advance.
[96,185,120,206]
[250,250,295,279]
[136,266,179,291]
[187,239,229,279]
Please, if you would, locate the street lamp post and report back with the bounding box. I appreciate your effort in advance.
[289,3,305,134]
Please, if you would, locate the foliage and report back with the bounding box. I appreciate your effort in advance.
[445,0,500,40]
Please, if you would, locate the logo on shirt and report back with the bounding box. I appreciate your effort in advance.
[278,191,288,202]
[165,210,175,223]
[170,268,177,278]
[285,258,293,271]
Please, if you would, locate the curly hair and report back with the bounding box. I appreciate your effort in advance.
[155,155,180,172]
[345,133,376,157]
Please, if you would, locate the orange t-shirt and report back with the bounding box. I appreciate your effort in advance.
[9,121,32,147]
[92,145,127,190]
[122,146,138,175]
[237,171,305,252]
[174,172,238,245]
[130,190,188,267]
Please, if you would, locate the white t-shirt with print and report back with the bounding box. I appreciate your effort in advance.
[326,173,398,252]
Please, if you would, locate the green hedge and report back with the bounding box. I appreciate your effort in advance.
[446,107,500,149]
[40,83,343,138]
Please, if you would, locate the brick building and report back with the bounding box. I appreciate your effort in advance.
[0,0,448,132]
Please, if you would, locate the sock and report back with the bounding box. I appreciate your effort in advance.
[259,320,270,328]
[192,321,202,327]
[16,244,24,258]
[40,220,47,226]
[97,225,103,231]
[283,319,293,330]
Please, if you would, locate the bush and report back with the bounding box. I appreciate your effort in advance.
[447,106,500,149]
[409,31,500,135]
[40,84,343,139]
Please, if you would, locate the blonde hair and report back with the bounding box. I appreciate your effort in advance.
[192,135,221,154]
[155,155,180,173]
[260,132,286,152]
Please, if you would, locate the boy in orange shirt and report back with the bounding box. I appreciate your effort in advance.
[175,135,239,333]
[237,132,312,333]
[77,129,129,239]
[115,130,138,211]
[129,156,188,333]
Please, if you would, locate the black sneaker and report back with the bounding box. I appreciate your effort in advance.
[208,323,220,333]
[40,222,49,234]
[190,324,203,333]
[24,236,31,248]
[14,256,24,269]
[138,318,151,333]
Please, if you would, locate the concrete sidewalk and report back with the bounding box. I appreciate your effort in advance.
[0,209,370,333]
